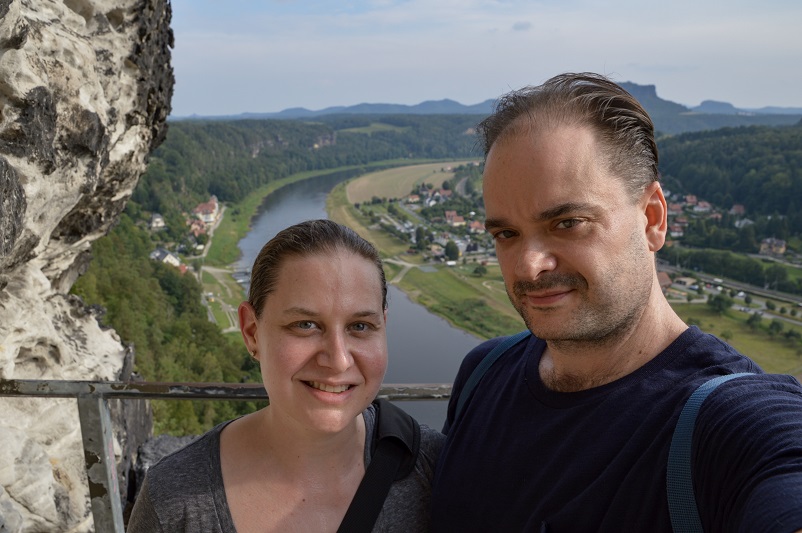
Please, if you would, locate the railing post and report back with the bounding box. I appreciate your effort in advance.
[77,395,124,533]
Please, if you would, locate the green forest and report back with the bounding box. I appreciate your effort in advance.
[658,123,802,235]
[73,114,802,434]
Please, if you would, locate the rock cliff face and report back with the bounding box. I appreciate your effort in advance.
[0,0,173,530]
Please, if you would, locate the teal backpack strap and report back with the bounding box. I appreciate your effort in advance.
[667,372,754,532]
[454,330,531,421]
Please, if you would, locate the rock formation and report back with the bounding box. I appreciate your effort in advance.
[0,0,173,530]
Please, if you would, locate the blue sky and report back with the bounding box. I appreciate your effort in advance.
[169,0,802,117]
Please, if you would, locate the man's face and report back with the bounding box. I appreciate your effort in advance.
[483,124,657,344]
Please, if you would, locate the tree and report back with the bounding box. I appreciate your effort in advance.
[473,265,488,277]
[769,319,784,336]
[720,330,733,342]
[707,293,734,314]
[415,226,426,244]
[445,240,459,261]
[766,300,776,311]
[746,312,762,330]
[744,294,753,305]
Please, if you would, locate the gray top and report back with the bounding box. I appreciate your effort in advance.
[127,404,444,532]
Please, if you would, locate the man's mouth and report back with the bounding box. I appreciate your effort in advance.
[305,381,352,393]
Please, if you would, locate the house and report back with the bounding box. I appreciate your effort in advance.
[193,195,219,225]
[693,201,712,213]
[468,220,485,234]
[449,215,466,227]
[149,248,181,268]
[667,203,684,216]
[669,224,684,238]
[760,238,786,256]
[406,194,421,204]
[189,219,206,238]
[729,204,746,216]
[149,213,165,230]
[685,195,698,206]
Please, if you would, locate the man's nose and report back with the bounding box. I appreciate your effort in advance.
[514,240,557,279]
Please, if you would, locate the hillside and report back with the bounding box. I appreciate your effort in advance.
[176,82,802,136]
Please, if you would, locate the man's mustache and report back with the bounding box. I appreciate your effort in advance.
[512,274,587,298]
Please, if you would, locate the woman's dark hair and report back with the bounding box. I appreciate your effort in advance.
[477,72,659,198]
[248,219,387,318]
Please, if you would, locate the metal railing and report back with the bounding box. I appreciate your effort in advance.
[0,379,451,532]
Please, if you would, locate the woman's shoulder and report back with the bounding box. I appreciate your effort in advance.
[143,421,229,493]
[418,424,445,460]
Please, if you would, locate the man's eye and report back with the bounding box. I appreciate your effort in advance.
[493,229,516,240]
[296,321,315,330]
[556,219,581,229]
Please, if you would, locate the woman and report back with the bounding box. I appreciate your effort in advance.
[128,219,444,532]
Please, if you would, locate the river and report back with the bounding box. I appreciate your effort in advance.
[236,172,482,429]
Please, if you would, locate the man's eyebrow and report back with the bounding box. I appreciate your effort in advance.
[283,307,318,317]
[536,202,597,221]
[485,202,598,232]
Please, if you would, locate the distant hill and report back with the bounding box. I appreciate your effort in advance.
[691,100,802,116]
[211,98,496,120]
[173,83,802,135]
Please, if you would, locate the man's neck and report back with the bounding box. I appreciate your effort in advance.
[539,299,687,392]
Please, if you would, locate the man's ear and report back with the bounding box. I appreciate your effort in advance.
[238,301,259,353]
[642,182,668,252]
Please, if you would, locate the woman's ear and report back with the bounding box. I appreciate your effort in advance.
[642,182,668,252]
[238,301,259,353]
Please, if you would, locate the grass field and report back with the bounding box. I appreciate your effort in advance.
[345,160,480,203]
[327,182,411,258]
[397,266,523,339]
[338,123,409,135]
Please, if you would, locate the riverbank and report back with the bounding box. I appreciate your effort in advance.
[197,158,471,336]
[326,173,523,340]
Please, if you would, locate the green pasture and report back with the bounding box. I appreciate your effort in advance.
[398,266,523,340]
[327,183,411,258]
[346,160,480,204]
[338,122,409,135]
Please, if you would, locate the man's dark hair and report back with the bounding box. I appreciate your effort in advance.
[477,72,659,197]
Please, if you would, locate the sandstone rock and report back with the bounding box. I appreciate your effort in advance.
[0,0,173,530]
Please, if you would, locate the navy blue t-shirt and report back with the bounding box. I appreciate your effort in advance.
[431,327,802,532]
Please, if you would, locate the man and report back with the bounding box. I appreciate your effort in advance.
[430,73,802,532]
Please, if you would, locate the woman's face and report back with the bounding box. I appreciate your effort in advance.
[240,249,388,435]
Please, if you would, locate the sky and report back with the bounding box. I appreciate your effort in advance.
[169,0,802,117]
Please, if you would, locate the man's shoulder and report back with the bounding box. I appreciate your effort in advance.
[700,372,802,414]
[460,331,533,374]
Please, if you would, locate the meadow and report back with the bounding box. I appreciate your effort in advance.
[345,160,479,203]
